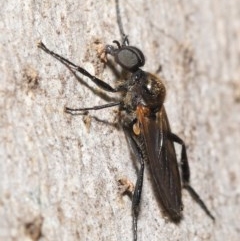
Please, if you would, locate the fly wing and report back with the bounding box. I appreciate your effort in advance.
[137,106,182,221]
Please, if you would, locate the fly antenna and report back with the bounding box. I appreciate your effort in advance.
[115,0,129,46]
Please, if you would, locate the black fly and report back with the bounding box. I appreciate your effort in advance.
[38,0,215,240]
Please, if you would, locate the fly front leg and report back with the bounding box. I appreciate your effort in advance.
[38,41,121,92]
[170,133,215,221]
[115,0,129,46]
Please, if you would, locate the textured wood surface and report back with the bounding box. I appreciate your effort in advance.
[1,0,240,240]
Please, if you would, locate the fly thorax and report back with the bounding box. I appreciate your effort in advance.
[141,73,166,110]
[131,71,166,111]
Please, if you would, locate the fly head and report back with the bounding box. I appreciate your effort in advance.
[105,41,145,72]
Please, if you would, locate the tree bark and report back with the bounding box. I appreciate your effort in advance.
[1,0,240,240]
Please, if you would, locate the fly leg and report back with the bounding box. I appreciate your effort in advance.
[38,42,123,93]
[123,124,146,241]
[132,143,144,241]
[170,133,215,221]
[65,102,121,115]
[115,0,129,46]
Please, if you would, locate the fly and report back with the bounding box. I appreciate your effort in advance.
[38,0,215,240]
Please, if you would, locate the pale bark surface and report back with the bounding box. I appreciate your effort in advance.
[1,0,240,240]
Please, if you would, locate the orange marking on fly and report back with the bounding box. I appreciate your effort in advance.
[133,121,140,135]
[133,105,150,135]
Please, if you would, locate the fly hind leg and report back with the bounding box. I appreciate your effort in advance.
[123,124,146,241]
[170,133,215,221]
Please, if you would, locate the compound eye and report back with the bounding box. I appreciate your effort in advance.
[116,46,145,72]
